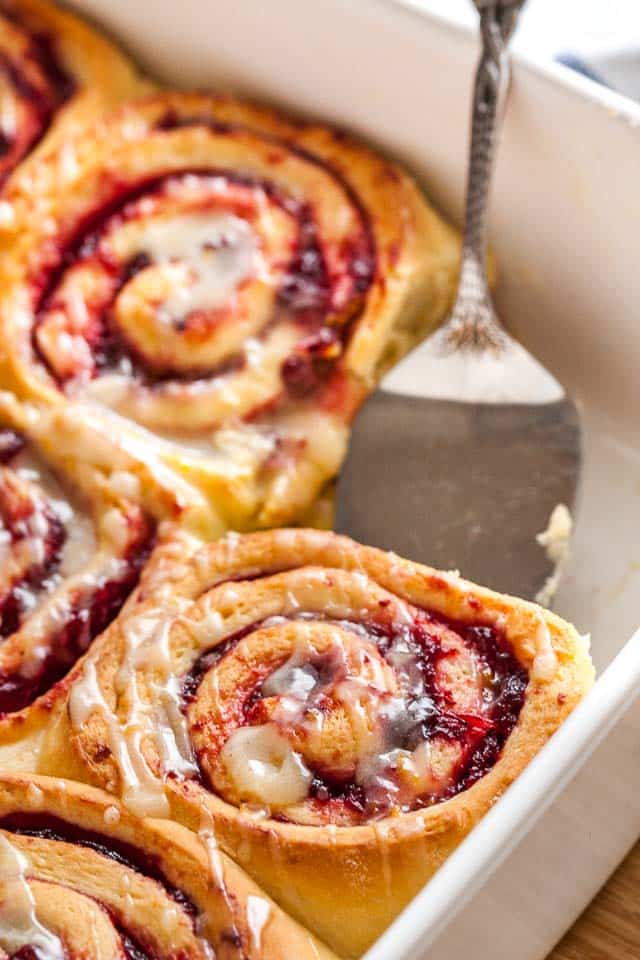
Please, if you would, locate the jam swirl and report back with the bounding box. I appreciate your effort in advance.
[0,428,153,717]
[3,93,459,528]
[31,166,373,425]
[183,589,527,825]
[0,774,338,960]
[68,530,530,827]
[0,6,73,188]
[66,530,591,959]
[0,815,201,960]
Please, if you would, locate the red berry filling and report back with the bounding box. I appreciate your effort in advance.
[0,467,66,638]
[0,814,200,960]
[0,522,152,716]
[29,161,374,416]
[0,428,25,463]
[0,21,73,187]
[183,609,527,823]
[0,437,154,716]
[0,813,197,913]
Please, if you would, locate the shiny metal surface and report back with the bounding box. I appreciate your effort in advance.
[337,0,582,600]
[336,391,580,597]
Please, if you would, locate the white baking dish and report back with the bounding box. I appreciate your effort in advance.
[68,0,640,956]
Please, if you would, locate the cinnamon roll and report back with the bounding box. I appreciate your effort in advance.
[0,0,146,196]
[0,390,211,771]
[0,92,460,528]
[0,773,337,959]
[65,529,594,956]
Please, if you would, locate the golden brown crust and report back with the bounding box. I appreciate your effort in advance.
[0,772,338,959]
[59,529,594,956]
[0,0,149,196]
[156,93,461,387]
[0,91,460,530]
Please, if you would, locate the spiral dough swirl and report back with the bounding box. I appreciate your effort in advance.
[0,419,153,721]
[1,93,460,526]
[65,530,593,957]
[0,774,336,959]
[0,0,144,195]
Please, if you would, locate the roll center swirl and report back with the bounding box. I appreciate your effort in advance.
[180,566,528,826]
[32,168,358,428]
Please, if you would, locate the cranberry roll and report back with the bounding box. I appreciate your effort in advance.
[0,0,146,198]
[0,774,337,959]
[66,529,594,956]
[0,92,460,528]
[0,391,211,770]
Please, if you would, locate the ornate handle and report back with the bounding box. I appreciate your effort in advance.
[444,0,526,350]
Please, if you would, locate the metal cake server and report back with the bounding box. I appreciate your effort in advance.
[336,0,581,602]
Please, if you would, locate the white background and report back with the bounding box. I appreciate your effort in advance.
[419,0,640,60]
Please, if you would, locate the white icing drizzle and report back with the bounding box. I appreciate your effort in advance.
[262,657,318,701]
[531,612,558,682]
[246,895,272,954]
[0,834,65,960]
[196,804,237,958]
[12,447,97,581]
[221,725,312,807]
[129,212,259,324]
[25,784,44,808]
[109,470,142,500]
[69,657,169,818]
[38,403,214,527]
[58,141,79,183]
[0,82,17,141]
[100,507,131,554]
[103,805,121,825]
[16,557,126,681]
[0,200,15,229]
[158,902,180,935]
[69,601,197,818]
[216,603,485,812]
[0,445,119,669]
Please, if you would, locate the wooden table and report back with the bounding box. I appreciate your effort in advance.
[549,840,640,959]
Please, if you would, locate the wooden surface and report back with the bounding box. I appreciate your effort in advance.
[548,840,640,960]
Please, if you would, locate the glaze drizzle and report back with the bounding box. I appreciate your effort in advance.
[0,431,154,717]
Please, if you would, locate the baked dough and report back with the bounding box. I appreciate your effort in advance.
[0,389,212,771]
[0,9,594,957]
[0,772,337,959]
[0,0,148,195]
[59,528,594,956]
[0,92,460,529]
